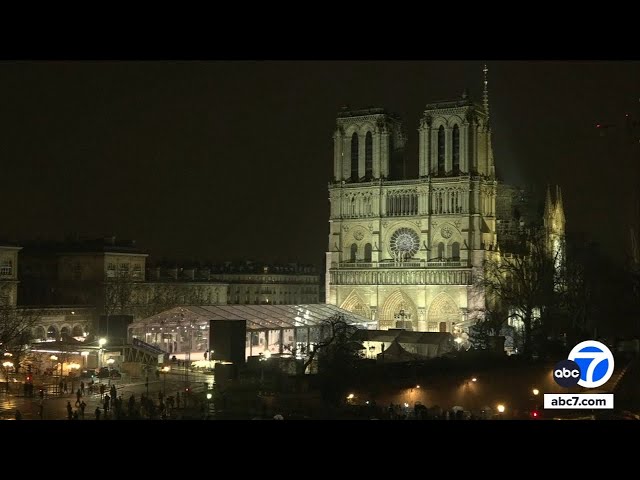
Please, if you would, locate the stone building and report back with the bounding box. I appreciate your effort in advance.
[17,237,228,337]
[0,243,21,307]
[325,68,565,335]
[145,261,320,306]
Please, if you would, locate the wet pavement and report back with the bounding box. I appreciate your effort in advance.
[0,371,212,420]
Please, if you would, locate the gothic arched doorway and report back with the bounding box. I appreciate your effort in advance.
[379,291,417,330]
[340,291,372,319]
[427,293,459,333]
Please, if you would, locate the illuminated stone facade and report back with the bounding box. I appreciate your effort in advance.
[326,86,499,333]
[0,244,21,307]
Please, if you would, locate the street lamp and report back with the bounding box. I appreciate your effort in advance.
[49,355,58,375]
[161,366,170,396]
[81,351,89,368]
[532,388,540,396]
[98,338,107,370]
[2,361,13,393]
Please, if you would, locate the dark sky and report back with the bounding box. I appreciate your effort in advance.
[2,61,639,267]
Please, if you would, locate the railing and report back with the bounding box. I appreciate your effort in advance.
[131,337,166,355]
[426,260,463,267]
[334,260,466,269]
[379,261,423,268]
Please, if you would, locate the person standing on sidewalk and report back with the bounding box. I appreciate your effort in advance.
[79,400,86,419]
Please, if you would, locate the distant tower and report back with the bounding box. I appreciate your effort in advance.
[333,107,407,182]
[544,184,566,287]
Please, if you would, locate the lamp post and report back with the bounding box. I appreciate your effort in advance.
[260,349,271,384]
[81,351,89,369]
[2,361,13,393]
[98,338,107,371]
[161,366,170,397]
[107,358,115,386]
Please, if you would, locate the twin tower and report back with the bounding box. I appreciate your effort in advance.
[325,70,502,333]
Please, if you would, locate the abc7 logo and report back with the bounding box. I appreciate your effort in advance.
[553,340,615,388]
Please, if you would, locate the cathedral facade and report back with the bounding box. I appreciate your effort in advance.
[326,72,498,334]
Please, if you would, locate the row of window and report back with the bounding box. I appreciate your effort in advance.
[348,242,460,261]
[437,125,460,174]
[0,259,12,276]
[348,124,462,180]
[105,263,142,278]
[351,131,374,180]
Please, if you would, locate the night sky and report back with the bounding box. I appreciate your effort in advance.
[2,61,639,267]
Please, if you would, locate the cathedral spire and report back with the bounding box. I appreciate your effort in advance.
[483,64,490,123]
[555,185,565,224]
[544,184,552,223]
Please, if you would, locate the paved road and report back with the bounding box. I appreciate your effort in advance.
[0,371,213,420]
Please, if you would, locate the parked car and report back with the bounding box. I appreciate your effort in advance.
[97,367,122,379]
[80,369,96,379]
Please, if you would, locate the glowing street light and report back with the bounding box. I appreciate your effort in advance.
[81,351,89,368]
[2,361,13,392]
[471,377,477,382]
[497,404,505,413]
[532,388,540,396]
[98,338,107,370]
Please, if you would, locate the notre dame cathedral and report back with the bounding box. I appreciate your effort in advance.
[325,67,565,335]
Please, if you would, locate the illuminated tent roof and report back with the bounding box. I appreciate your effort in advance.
[129,304,375,331]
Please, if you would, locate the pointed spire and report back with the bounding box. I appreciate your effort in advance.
[483,64,489,122]
[555,185,566,225]
[555,185,562,208]
[544,184,552,227]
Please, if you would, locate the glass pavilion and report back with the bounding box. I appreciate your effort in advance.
[127,304,375,360]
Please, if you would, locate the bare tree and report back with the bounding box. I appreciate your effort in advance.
[293,314,362,375]
[0,307,41,373]
[475,229,559,357]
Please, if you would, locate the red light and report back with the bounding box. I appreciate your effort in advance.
[531,411,539,418]
[596,124,601,128]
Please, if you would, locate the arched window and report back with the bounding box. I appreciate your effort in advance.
[452,124,460,172]
[350,243,358,262]
[437,126,445,174]
[451,242,460,260]
[364,243,372,262]
[351,132,359,181]
[47,325,58,340]
[437,242,445,259]
[365,131,373,179]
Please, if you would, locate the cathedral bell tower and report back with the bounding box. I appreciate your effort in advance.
[326,67,499,335]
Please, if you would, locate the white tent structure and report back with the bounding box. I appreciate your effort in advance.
[127,304,375,360]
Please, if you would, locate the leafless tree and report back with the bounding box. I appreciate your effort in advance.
[0,307,42,373]
[475,229,560,357]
